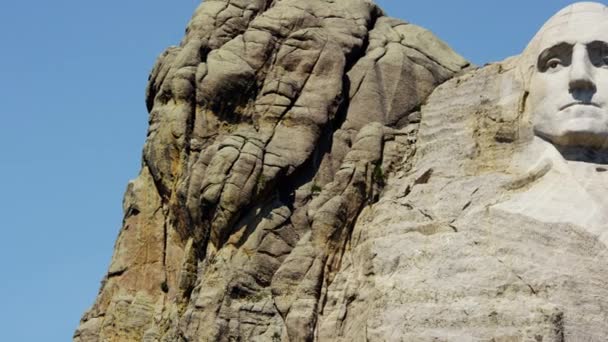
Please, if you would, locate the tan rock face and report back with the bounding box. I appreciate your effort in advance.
[78,1,608,341]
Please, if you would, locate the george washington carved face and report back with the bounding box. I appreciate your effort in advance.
[526,2,608,150]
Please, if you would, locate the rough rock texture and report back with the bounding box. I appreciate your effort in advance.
[77,1,608,341]
[311,56,608,341]
[75,1,468,340]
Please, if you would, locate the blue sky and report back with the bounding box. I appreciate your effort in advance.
[0,1,589,340]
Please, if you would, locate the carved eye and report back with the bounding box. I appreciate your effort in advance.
[586,41,608,67]
[547,58,562,69]
[537,43,572,72]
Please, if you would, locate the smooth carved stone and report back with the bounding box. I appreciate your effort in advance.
[504,1,608,247]
[525,2,608,150]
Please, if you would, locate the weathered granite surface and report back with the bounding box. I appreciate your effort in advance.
[75,1,608,341]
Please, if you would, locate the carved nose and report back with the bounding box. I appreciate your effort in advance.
[569,46,596,94]
[569,72,596,93]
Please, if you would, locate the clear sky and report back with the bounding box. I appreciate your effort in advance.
[0,1,591,341]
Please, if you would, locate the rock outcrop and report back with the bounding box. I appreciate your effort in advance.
[76,1,608,341]
[74,1,468,340]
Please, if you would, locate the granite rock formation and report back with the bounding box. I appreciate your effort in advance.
[75,1,608,341]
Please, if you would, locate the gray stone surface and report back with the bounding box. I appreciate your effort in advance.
[77,1,608,342]
[525,2,608,150]
[75,1,468,340]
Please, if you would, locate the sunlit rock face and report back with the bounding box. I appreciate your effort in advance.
[73,0,468,341]
[76,1,608,341]
[525,2,608,149]
[497,2,608,246]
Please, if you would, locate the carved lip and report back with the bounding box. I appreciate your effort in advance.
[560,102,601,110]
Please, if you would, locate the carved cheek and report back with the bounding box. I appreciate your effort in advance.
[594,68,608,99]
[528,74,549,113]
[540,71,567,106]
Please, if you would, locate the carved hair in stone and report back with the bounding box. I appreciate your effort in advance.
[519,2,608,149]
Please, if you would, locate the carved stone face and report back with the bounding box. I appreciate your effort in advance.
[528,2,608,149]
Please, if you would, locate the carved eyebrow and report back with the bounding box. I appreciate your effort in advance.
[587,40,608,49]
[586,40,608,66]
[586,40,608,54]
[537,42,573,72]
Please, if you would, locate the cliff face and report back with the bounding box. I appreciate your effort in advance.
[74,1,467,340]
[78,1,608,341]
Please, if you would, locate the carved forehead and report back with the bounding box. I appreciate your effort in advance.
[524,2,608,60]
[547,1,608,21]
[543,1,608,28]
[533,2,608,48]
[540,5,608,47]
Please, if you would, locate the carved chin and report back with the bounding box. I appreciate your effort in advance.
[537,127,608,149]
[533,108,608,149]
